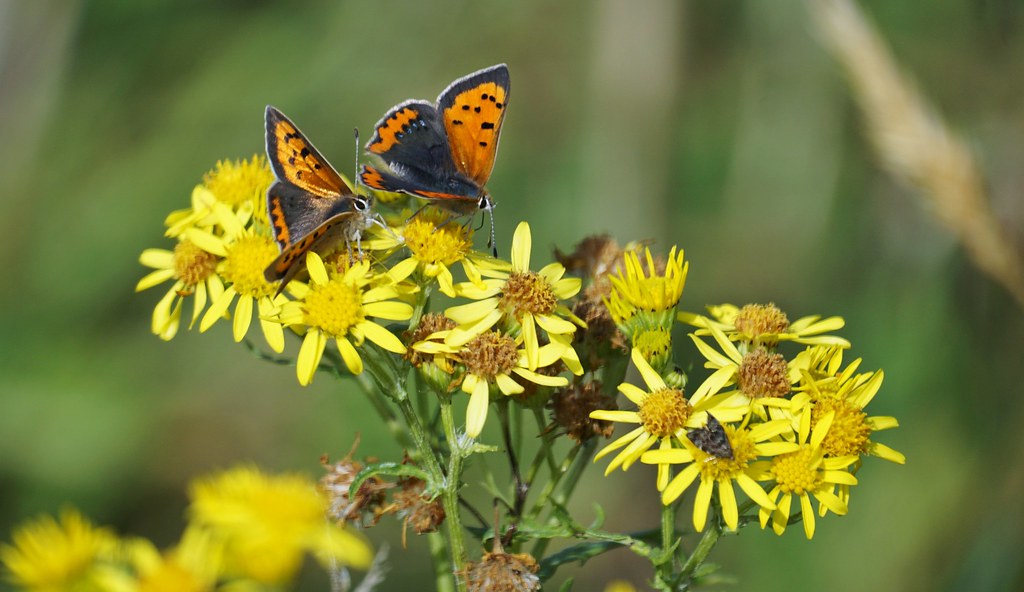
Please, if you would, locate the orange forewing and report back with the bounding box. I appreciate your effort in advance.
[269,118,349,198]
[368,106,423,155]
[267,191,291,247]
[442,81,509,186]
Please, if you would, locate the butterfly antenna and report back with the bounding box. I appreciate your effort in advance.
[352,128,361,184]
[487,202,497,258]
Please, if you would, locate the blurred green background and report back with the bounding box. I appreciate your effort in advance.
[2,0,1023,590]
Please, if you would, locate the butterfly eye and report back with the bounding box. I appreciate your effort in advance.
[354,198,369,212]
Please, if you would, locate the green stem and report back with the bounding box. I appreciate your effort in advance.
[678,522,721,587]
[360,348,466,592]
[529,439,595,557]
[427,531,455,592]
[438,393,468,588]
[657,502,677,585]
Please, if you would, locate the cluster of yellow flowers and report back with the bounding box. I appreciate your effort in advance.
[3,155,907,591]
[0,466,370,591]
[587,254,907,538]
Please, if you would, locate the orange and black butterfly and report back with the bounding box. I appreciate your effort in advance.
[359,64,510,252]
[264,106,372,293]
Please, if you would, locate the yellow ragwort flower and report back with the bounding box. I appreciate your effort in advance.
[136,235,224,341]
[755,410,859,539]
[590,349,747,489]
[680,303,850,349]
[642,418,792,532]
[276,253,412,385]
[445,222,584,372]
[365,210,509,297]
[414,329,571,437]
[120,527,222,592]
[188,465,372,584]
[0,507,119,591]
[606,245,688,325]
[195,204,288,353]
[689,322,802,420]
[165,156,273,237]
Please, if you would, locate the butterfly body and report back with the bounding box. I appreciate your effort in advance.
[360,64,510,242]
[263,106,371,292]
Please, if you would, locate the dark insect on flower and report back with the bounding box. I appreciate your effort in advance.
[686,413,734,460]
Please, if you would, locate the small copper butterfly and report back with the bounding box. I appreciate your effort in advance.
[359,64,510,252]
[263,106,372,292]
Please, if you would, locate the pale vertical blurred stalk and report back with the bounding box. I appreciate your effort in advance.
[579,0,682,240]
[809,0,1024,308]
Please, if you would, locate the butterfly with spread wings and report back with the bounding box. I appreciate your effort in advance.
[263,106,374,293]
[359,64,510,253]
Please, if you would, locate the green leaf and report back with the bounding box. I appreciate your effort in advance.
[349,462,431,500]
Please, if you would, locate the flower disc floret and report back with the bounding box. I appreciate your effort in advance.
[500,271,558,317]
[637,388,690,438]
[461,332,520,380]
[403,215,472,266]
[812,398,870,457]
[221,235,278,298]
[304,279,364,337]
[734,303,789,341]
[738,349,791,398]
[771,446,821,495]
[174,239,219,286]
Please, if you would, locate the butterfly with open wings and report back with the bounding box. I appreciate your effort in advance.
[359,64,510,253]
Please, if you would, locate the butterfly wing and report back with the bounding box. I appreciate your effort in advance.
[264,106,367,291]
[264,181,368,289]
[364,100,463,188]
[437,64,510,187]
[266,105,353,198]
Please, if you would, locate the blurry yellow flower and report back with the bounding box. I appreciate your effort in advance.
[642,418,791,531]
[756,411,859,539]
[188,466,372,584]
[195,205,287,353]
[365,211,509,297]
[276,253,412,384]
[446,222,583,372]
[414,329,570,437]
[120,527,222,592]
[590,349,747,489]
[137,236,224,341]
[0,507,118,591]
[681,303,850,349]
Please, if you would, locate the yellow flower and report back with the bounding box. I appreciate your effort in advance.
[165,156,273,237]
[641,418,792,532]
[136,235,224,341]
[590,349,747,489]
[606,246,688,325]
[195,205,287,353]
[276,253,412,385]
[680,303,850,349]
[188,466,372,584]
[689,322,802,420]
[364,211,509,297]
[756,410,859,539]
[0,507,119,591]
[445,222,583,372]
[414,330,571,437]
[120,527,222,592]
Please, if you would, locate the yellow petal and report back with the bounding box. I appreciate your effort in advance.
[232,294,253,341]
[306,252,328,285]
[465,378,490,437]
[136,268,176,292]
[359,321,406,354]
[258,298,285,353]
[139,248,174,269]
[199,287,237,332]
[693,478,714,532]
[631,348,666,391]
[511,221,531,271]
[184,227,227,257]
[662,463,700,505]
[297,329,327,385]
[363,301,413,321]
[495,373,524,395]
[336,337,364,374]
